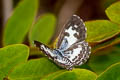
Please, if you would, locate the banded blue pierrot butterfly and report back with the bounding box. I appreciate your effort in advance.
[34,15,91,70]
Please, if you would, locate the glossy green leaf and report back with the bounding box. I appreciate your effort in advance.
[0,44,29,80]
[3,0,38,46]
[105,1,120,24]
[42,69,97,80]
[8,58,60,80]
[92,34,120,53]
[85,20,120,43]
[29,14,56,46]
[88,46,120,74]
[75,64,92,71]
[96,62,120,80]
[42,70,65,80]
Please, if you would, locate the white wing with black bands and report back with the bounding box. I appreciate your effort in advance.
[56,15,86,51]
[34,40,55,60]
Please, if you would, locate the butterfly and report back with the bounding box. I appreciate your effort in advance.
[34,15,91,70]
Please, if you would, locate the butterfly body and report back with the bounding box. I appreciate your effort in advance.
[34,15,91,70]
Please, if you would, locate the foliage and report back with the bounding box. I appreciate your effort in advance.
[0,0,120,80]
[29,14,56,46]
[0,44,29,80]
[3,0,38,46]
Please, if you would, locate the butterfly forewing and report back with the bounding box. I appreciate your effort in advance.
[56,15,86,50]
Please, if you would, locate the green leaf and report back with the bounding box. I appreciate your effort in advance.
[85,20,120,43]
[0,44,29,80]
[42,69,97,80]
[75,64,92,71]
[88,46,120,74]
[8,58,60,80]
[3,0,38,46]
[105,1,120,24]
[29,14,56,46]
[92,34,120,53]
[100,0,116,10]
[96,62,120,80]
[42,70,65,80]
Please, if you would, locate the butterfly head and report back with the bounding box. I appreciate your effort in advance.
[34,40,55,59]
[34,41,46,51]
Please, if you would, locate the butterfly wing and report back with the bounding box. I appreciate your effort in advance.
[34,15,90,70]
[56,15,86,50]
[34,40,55,60]
[63,41,91,66]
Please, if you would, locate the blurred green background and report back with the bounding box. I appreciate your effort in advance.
[0,0,120,80]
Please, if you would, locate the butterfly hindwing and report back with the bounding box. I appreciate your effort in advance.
[56,15,86,50]
[63,41,91,66]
